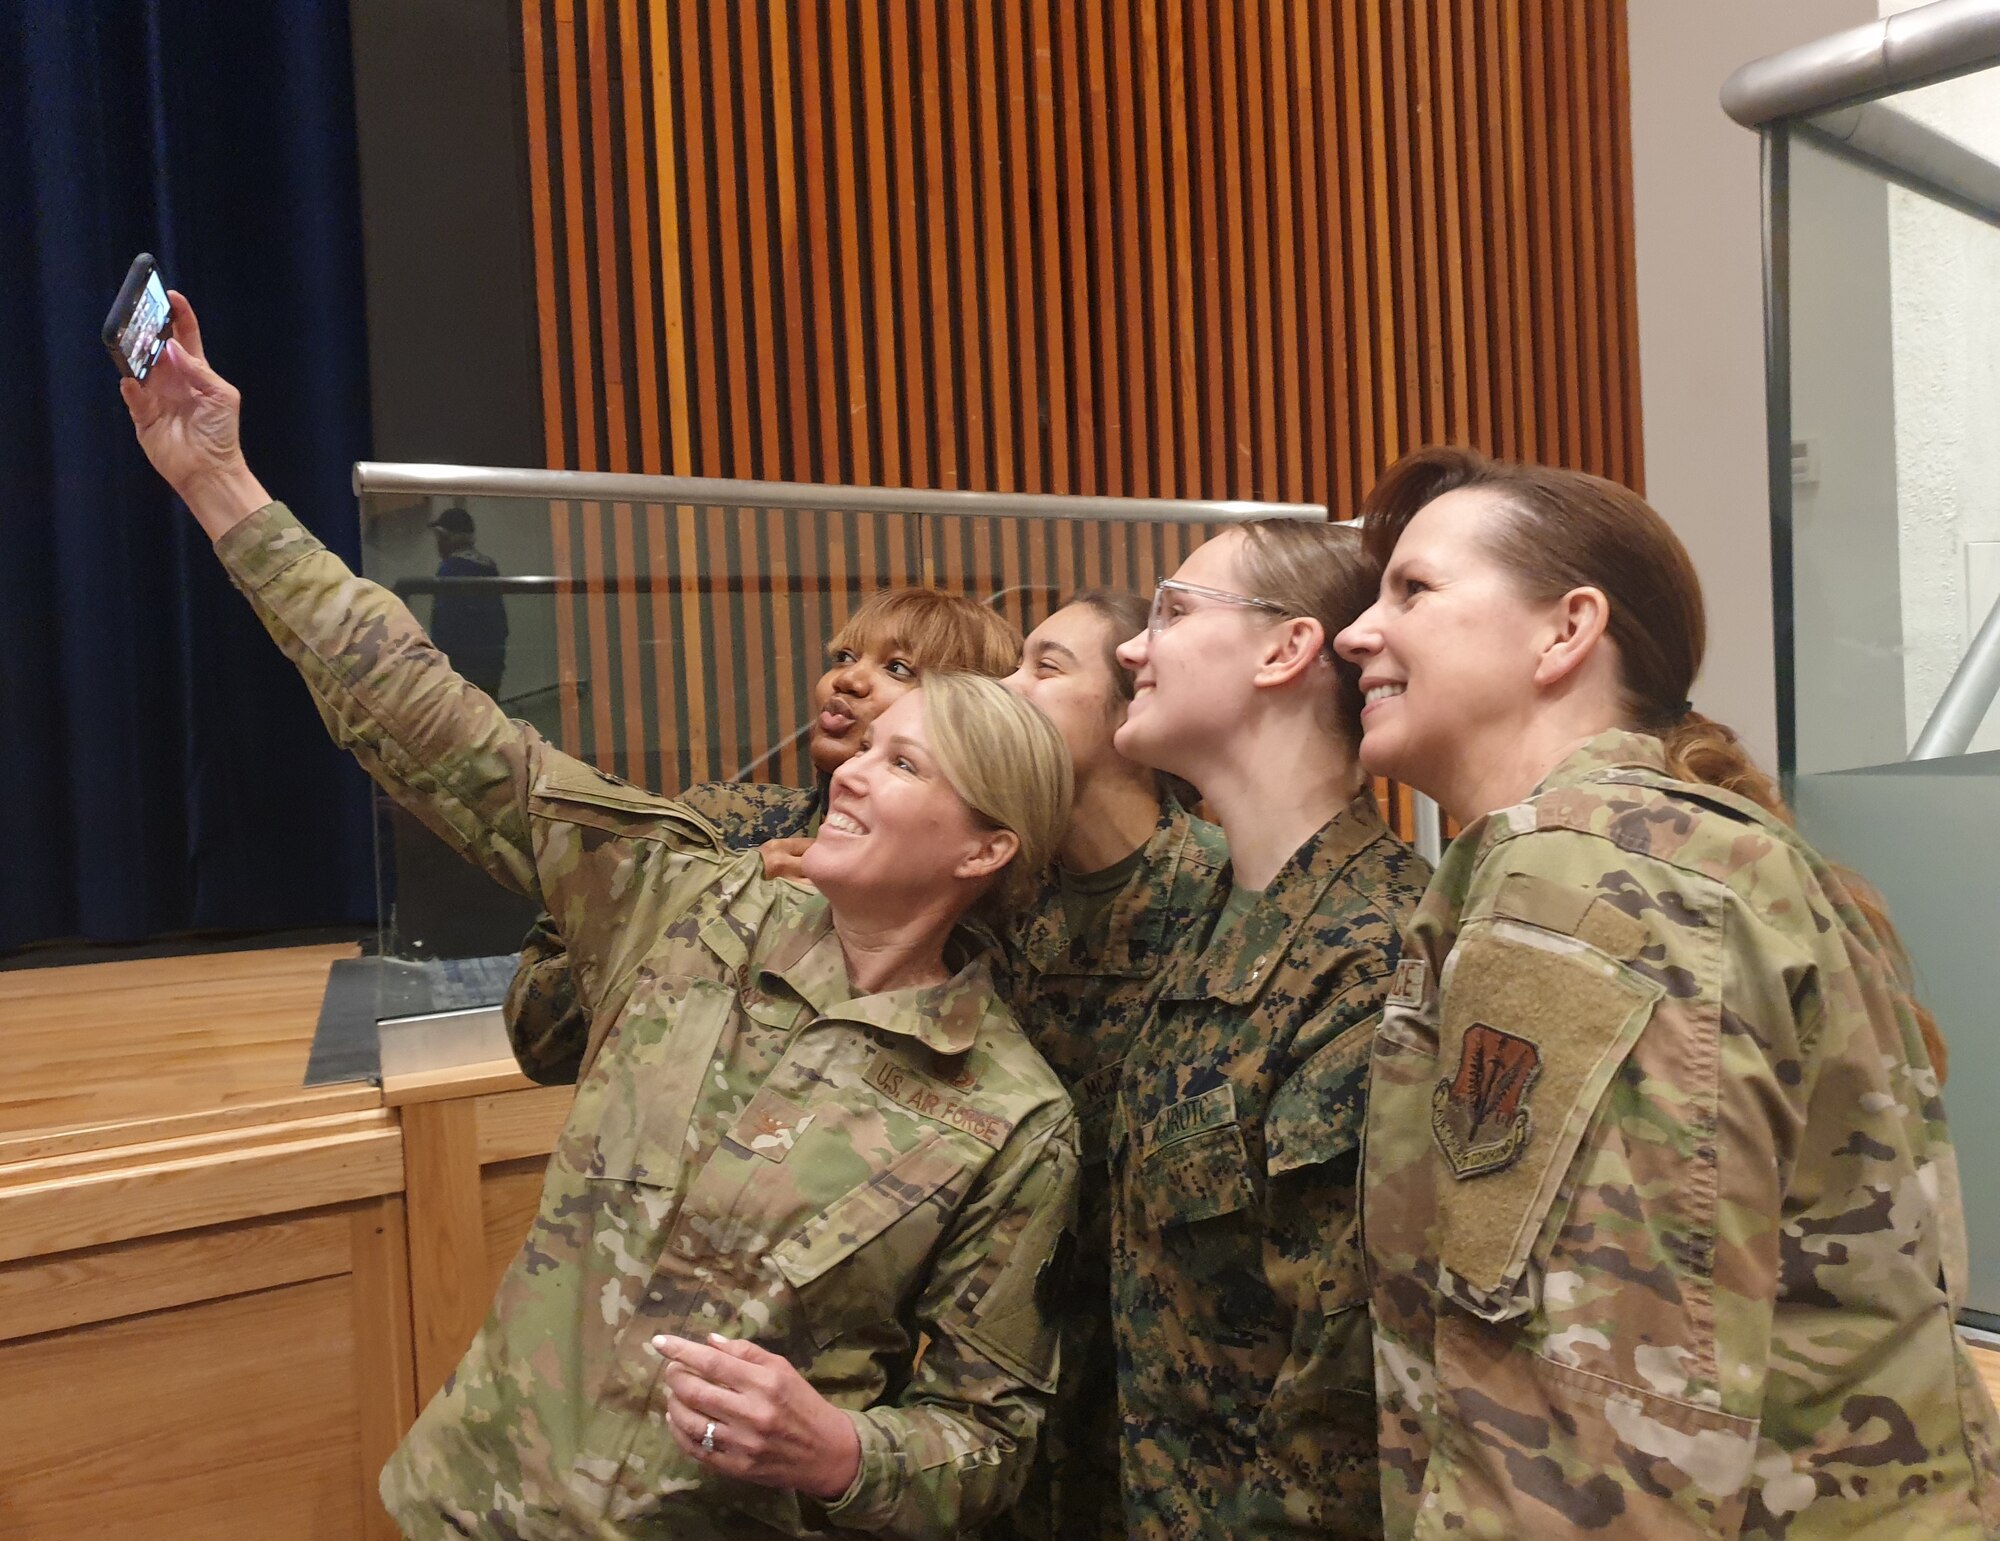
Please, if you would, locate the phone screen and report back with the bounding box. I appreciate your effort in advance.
[116,268,172,381]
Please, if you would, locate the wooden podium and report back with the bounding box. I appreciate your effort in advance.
[0,945,571,1539]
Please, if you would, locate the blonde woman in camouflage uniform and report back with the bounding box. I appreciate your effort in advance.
[505,587,1023,1084]
[122,292,1083,1540]
[989,590,1231,1539]
[1337,447,2000,1538]
[1108,521,1432,1538]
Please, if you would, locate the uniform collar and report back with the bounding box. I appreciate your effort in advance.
[1014,801,1223,978]
[757,903,998,1056]
[1533,729,1671,793]
[1168,790,1390,1006]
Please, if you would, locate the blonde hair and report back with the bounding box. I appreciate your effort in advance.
[831,588,1022,677]
[920,672,1074,911]
[1232,517,1377,740]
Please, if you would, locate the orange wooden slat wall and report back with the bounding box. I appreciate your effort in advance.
[518,0,1642,797]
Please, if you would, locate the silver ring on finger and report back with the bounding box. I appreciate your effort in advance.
[701,1419,717,1454]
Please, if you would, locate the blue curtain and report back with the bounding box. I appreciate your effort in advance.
[0,2,376,950]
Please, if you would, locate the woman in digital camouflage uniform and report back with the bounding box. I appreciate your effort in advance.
[1107,521,1431,1538]
[122,292,1084,1540]
[989,589,1231,1540]
[1337,446,2000,1539]
[505,585,1023,1084]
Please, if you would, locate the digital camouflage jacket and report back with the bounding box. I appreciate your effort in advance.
[1112,792,1430,1539]
[506,782,824,1084]
[216,505,1080,1540]
[986,802,1231,1541]
[1366,730,2000,1539]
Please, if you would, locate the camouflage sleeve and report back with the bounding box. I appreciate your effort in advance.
[815,1104,1081,1538]
[1239,975,1389,1539]
[502,913,586,1085]
[676,780,819,848]
[213,503,717,1010]
[1398,826,1809,1538]
[501,783,813,1084]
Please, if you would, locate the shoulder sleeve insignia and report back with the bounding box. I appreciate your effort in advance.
[1431,1021,1540,1178]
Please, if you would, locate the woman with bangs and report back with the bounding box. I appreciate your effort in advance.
[505,583,1024,1083]
[1337,447,2000,1538]
[121,291,1084,1539]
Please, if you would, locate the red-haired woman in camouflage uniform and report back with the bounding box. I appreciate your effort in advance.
[1338,447,2000,1539]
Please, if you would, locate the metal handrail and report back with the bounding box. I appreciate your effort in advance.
[1798,99,2000,229]
[1912,592,2000,758]
[1721,0,2000,127]
[353,462,1326,525]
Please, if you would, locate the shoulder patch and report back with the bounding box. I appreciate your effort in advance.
[1431,1022,1540,1177]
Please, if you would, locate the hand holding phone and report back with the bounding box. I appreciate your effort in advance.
[103,254,174,381]
[113,284,272,540]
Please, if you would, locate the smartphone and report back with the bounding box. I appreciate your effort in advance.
[102,254,173,382]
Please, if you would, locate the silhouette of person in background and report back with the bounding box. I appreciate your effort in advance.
[429,506,509,700]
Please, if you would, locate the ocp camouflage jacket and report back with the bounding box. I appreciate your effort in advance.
[507,781,824,1084]
[1366,729,2000,1539]
[1111,792,1429,1539]
[216,504,1080,1540]
[987,801,1231,1541]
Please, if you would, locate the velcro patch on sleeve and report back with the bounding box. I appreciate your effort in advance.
[1432,921,1662,1303]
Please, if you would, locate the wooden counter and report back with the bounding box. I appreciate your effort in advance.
[0,946,570,1540]
[4,945,1999,1535]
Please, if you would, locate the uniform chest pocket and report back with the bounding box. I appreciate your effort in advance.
[558,975,737,1187]
[772,1134,972,1349]
[1136,1088,1256,1230]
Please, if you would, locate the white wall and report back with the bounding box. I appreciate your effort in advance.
[1626,0,1876,772]
[1875,1,2000,751]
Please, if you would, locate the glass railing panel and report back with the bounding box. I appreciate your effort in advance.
[354,477,1314,1006]
[1780,64,2000,1316]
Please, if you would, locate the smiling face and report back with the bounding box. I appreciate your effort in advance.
[1003,603,1128,782]
[1110,529,1280,780]
[1334,487,1554,796]
[808,637,921,777]
[798,691,1003,905]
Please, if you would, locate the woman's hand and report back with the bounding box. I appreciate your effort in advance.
[760,835,816,884]
[653,1332,862,1503]
[118,291,271,540]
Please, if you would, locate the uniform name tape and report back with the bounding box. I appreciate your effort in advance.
[864,1054,1013,1150]
[1144,1083,1237,1155]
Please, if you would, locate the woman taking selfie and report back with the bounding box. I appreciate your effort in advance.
[1338,447,2000,1538]
[505,585,1022,1084]
[1108,522,1430,1538]
[121,292,1081,1539]
[993,589,1230,1539]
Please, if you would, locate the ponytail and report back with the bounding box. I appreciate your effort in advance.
[1659,711,1788,822]
[1661,720,1947,1080]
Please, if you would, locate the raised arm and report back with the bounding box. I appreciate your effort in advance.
[118,293,709,982]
